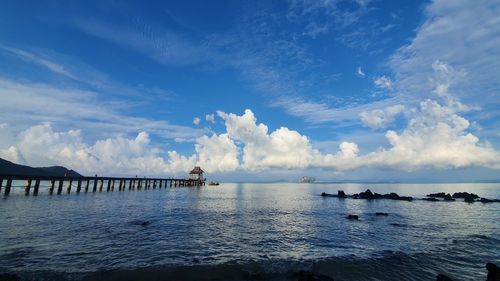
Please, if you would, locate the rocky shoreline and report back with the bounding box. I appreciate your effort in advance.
[321,189,500,203]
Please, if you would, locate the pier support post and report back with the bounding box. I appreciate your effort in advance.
[129,180,133,190]
[159,180,163,189]
[67,179,73,194]
[111,180,115,191]
[138,180,142,190]
[49,179,55,195]
[76,180,82,193]
[0,178,3,193]
[33,180,40,196]
[153,180,157,189]
[57,180,63,195]
[4,178,12,196]
[93,179,97,192]
[119,180,124,191]
[107,180,111,192]
[25,179,33,195]
[85,179,90,192]
[99,180,104,192]
[170,180,172,187]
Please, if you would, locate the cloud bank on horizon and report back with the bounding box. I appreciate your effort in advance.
[0,0,499,178]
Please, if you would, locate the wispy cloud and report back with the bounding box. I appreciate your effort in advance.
[0,45,78,80]
[74,17,217,67]
[0,78,207,142]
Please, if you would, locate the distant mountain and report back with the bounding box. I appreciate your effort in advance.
[0,158,83,177]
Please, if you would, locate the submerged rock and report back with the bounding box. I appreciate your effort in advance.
[0,274,20,281]
[436,273,454,281]
[375,212,388,216]
[480,198,500,203]
[294,270,335,281]
[486,262,500,281]
[321,192,335,197]
[423,197,440,202]
[346,215,359,220]
[130,220,151,227]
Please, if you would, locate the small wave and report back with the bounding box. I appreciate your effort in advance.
[468,234,500,242]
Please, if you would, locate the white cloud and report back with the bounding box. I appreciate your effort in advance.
[374,75,393,90]
[216,109,318,170]
[356,66,365,77]
[1,102,499,176]
[195,134,239,172]
[193,117,201,125]
[0,146,21,163]
[388,0,500,109]
[0,45,77,80]
[359,105,405,129]
[0,78,206,142]
[359,100,500,170]
[205,114,216,124]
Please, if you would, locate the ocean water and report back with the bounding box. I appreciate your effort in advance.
[0,182,499,281]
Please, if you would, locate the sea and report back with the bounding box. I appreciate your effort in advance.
[0,182,499,281]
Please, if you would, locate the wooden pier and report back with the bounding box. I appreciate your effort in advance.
[0,175,205,196]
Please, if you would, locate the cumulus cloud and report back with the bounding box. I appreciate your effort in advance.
[195,134,239,172]
[1,123,188,176]
[205,114,216,124]
[0,146,21,163]
[374,75,393,89]
[359,105,405,129]
[2,100,499,175]
[193,117,201,125]
[359,100,500,170]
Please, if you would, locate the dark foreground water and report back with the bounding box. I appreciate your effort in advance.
[0,182,499,281]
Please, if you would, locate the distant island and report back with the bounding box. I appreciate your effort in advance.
[299,176,315,183]
[0,158,82,177]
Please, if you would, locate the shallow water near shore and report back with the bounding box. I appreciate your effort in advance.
[1,182,499,280]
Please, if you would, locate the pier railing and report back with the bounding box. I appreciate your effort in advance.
[0,175,205,196]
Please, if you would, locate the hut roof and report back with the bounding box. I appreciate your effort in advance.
[189,166,204,174]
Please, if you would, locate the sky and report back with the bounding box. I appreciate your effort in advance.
[0,0,499,181]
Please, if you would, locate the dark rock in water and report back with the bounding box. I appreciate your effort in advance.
[346,214,359,220]
[480,198,500,203]
[321,192,335,197]
[0,274,21,281]
[337,190,347,198]
[375,212,388,216]
[427,192,446,198]
[130,220,151,227]
[294,270,335,281]
[423,197,440,202]
[486,262,500,281]
[452,192,479,200]
[464,197,476,203]
[359,189,375,199]
[436,273,454,281]
[443,194,455,201]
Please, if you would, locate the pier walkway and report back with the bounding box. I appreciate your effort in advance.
[0,175,205,196]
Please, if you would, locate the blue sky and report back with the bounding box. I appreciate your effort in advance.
[0,0,499,181]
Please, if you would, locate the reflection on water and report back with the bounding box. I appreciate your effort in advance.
[0,182,499,280]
